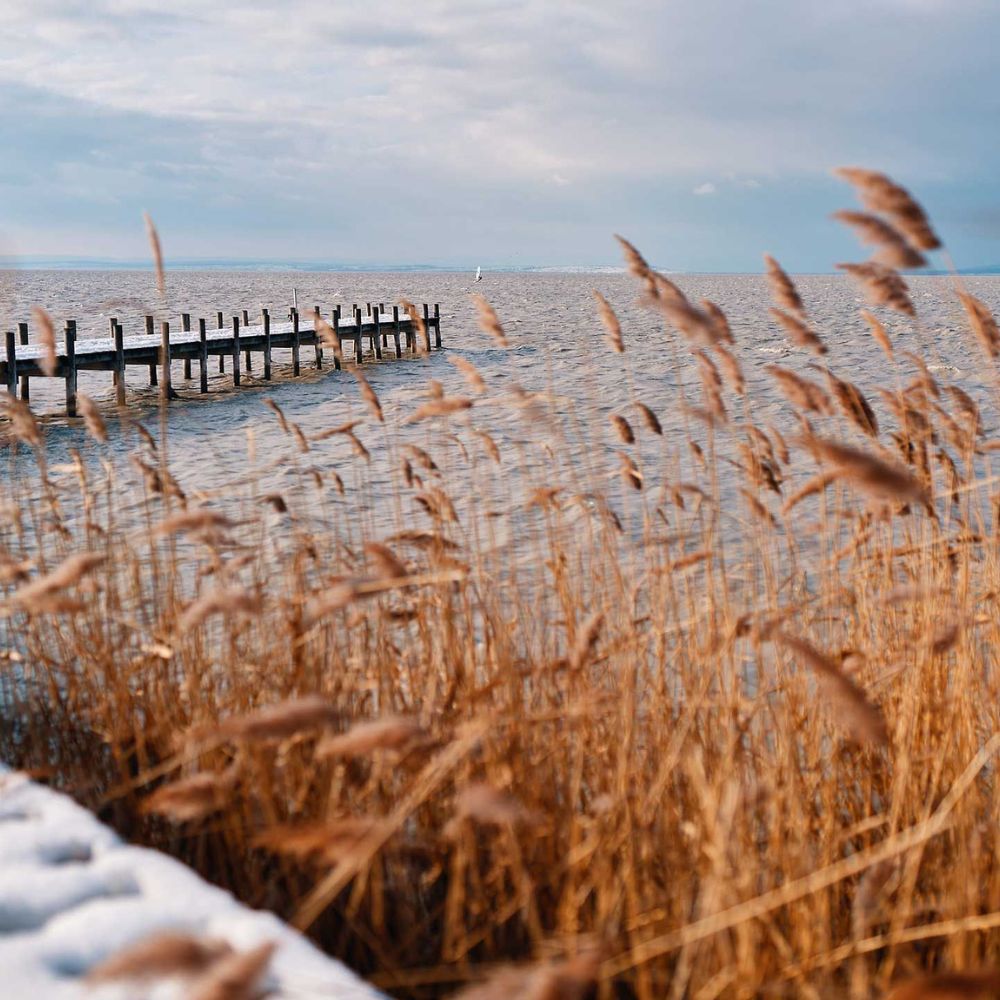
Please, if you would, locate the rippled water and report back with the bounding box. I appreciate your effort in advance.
[1,269,997,528]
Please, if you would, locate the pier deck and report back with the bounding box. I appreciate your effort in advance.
[3,303,442,416]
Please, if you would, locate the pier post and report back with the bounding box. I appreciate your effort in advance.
[422,303,431,352]
[379,304,388,349]
[65,320,77,417]
[146,315,157,386]
[355,306,363,364]
[332,306,342,371]
[373,308,383,360]
[198,318,209,393]
[114,320,126,406]
[18,322,28,400]
[182,313,192,379]
[5,330,17,397]
[262,308,272,380]
[291,307,301,375]
[313,307,323,370]
[217,312,225,372]
[242,310,252,370]
[434,303,441,348]
[160,320,172,401]
[366,302,372,317]
[231,315,241,386]
[392,305,402,358]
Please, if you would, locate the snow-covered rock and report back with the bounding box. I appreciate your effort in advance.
[0,766,383,998]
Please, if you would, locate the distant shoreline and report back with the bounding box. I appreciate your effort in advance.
[2,261,999,276]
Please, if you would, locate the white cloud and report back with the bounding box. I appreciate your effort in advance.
[0,0,997,264]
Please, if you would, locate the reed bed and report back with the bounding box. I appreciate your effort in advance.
[3,170,1000,999]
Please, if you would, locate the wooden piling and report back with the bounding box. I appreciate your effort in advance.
[160,320,171,401]
[262,308,272,380]
[372,308,383,361]
[332,306,342,371]
[198,318,209,393]
[422,303,431,352]
[313,307,323,370]
[182,313,192,379]
[5,330,17,397]
[65,320,77,417]
[392,305,402,358]
[17,322,28,400]
[146,315,157,386]
[291,307,301,375]
[434,303,441,348]
[366,302,372,317]
[217,312,225,372]
[114,320,126,406]
[355,306,363,364]
[243,310,252,370]
[231,316,241,386]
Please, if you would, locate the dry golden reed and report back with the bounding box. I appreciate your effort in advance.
[763,253,806,317]
[317,716,426,758]
[187,941,276,1000]
[774,632,887,745]
[85,932,233,984]
[399,299,429,352]
[31,306,57,378]
[143,211,166,300]
[769,307,827,355]
[142,770,235,822]
[593,290,625,353]
[860,308,894,358]
[448,355,487,393]
[77,393,108,443]
[472,294,509,348]
[352,368,384,423]
[10,163,1000,1000]
[832,209,928,269]
[837,261,915,315]
[610,414,635,444]
[834,166,942,251]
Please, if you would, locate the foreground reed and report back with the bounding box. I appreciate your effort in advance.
[4,169,1000,999]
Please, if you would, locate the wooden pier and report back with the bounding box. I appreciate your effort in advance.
[2,302,442,416]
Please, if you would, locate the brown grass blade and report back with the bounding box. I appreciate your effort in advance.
[886,970,1000,1000]
[472,294,508,348]
[764,253,806,317]
[316,716,426,758]
[860,309,893,358]
[31,306,57,377]
[834,167,942,251]
[448,355,487,393]
[352,369,384,423]
[85,931,232,984]
[593,290,624,353]
[770,308,827,355]
[775,632,888,745]
[143,211,166,300]
[11,552,105,607]
[188,941,276,1000]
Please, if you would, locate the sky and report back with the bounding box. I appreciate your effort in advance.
[1,0,999,271]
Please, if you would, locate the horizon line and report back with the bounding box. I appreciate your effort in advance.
[1,256,997,277]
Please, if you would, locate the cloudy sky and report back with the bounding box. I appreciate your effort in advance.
[2,0,998,270]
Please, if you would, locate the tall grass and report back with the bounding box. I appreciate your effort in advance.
[3,169,1000,999]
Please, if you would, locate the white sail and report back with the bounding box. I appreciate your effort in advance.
[475,266,482,282]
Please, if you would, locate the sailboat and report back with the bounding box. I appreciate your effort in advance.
[474,266,482,282]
